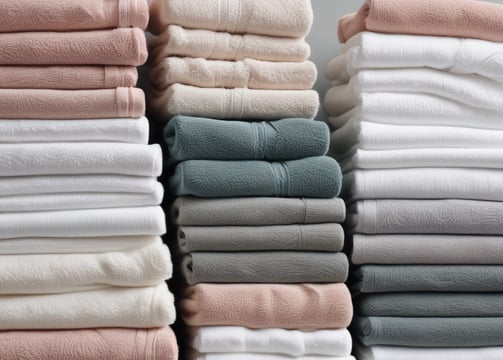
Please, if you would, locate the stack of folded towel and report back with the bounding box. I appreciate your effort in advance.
[0,1,177,358]
[324,0,503,358]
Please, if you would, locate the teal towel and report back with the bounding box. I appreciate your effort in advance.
[169,156,342,198]
[165,116,329,162]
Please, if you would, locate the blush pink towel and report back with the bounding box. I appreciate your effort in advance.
[339,0,503,43]
[0,88,144,119]
[0,0,148,32]
[180,283,353,329]
[0,28,147,66]
[0,327,178,360]
[0,66,137,89]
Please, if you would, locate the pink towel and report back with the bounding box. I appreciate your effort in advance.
[0,327,178,360]
[180,283,353,329]
[0,28,147,66]
[339,0,503,43]
[0,66,137,89]
[0,88,144,119]
[0,0,148,32]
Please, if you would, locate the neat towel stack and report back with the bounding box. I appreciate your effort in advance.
[324,0,503,358]
[0,1,177,358]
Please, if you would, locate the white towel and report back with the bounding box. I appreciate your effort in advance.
[327,92,503,130]
[325,69,503,116]
[326,32,503,83]
[190,327,352,357]
[190,353,355,360]
[149,25,310,63]
[0,117,149,144]
[0,283,175,329]
[356,345,503,360]
[0,143,162,177]
[0,235,161,255]
[148,0,313,38]
[345,168,503,201]
[150,84,319,122]
[0,206,166,239]
[149,57,317,90]
[0,242,172,294]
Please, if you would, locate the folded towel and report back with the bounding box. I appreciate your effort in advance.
[150,58,317,90]
[345,168,503,201]
[357,293,503,317]
[0,117,149,144]
[0,28,146,66]
[180,283,353,329]
[0,88,144,119]
[0,242,172,294]
[0,283,175,329]
[327,92,503,130]
[148,0,312,37]
[356,345,503,360]
[349,199,503,235]
[170,157,341,198]
[165,116,329,162]
[181,252,349,285]
[190,327,352,357]
[172,197,346,226]
[177,223,344,252]
[0,206,165,239]
[327,32,503,83]
[149,25,310,62]
[352,234,503,265]
[150,84,319,122]
[353,316,503,347]
[190,353,355,360]
[355,265,503,293]
[0,0,148,32]
[0,143,161,176]
[325,69,503,116]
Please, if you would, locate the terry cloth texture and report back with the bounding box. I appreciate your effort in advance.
[355,345,503,360]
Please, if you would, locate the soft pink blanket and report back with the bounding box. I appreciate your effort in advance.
[339,0,503,43]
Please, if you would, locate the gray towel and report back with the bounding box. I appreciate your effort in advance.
[181,252,349,285]
[178,223,344,252]
[357,293,503,317]
[165,116,329,162]
[353,316,503,347]
[349,199,503,234]
[352,234,503,264]
[355,265,503,293]
[171,197,346,226]
[170,157,341,198]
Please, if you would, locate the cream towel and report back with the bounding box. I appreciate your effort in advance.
[190,352,355,360]
[150,57,317,90]
[356,345,503,360]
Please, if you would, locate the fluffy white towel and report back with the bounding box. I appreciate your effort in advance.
[150,57,317,90]
[190,327,352,357]
[0,242,171,294]
[0,117,149,144]
[327,92,503,130]
[149,25,310,63]
[0,235,161,255]
[150,84,319,122]
[325,69,503,116]
[148,0,313,38]
[0,143,162,177]
[190,353,355,360]
[356,345,503,360]
[345,168,503,201]
[326,32,503,83]
[0,206,166,239]
[0,283,175,329]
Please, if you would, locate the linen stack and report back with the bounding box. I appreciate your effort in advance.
[0,1,178,359]
[324,0,503,358]
[147,0,354,359]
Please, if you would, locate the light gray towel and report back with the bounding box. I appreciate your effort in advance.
[178,224,344,252]
[355,265,503,293]
[353,316,503,347]
[348,199,503,234]
[352,234,503,264]
[171,197,346,226]
[181,252,349,285]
